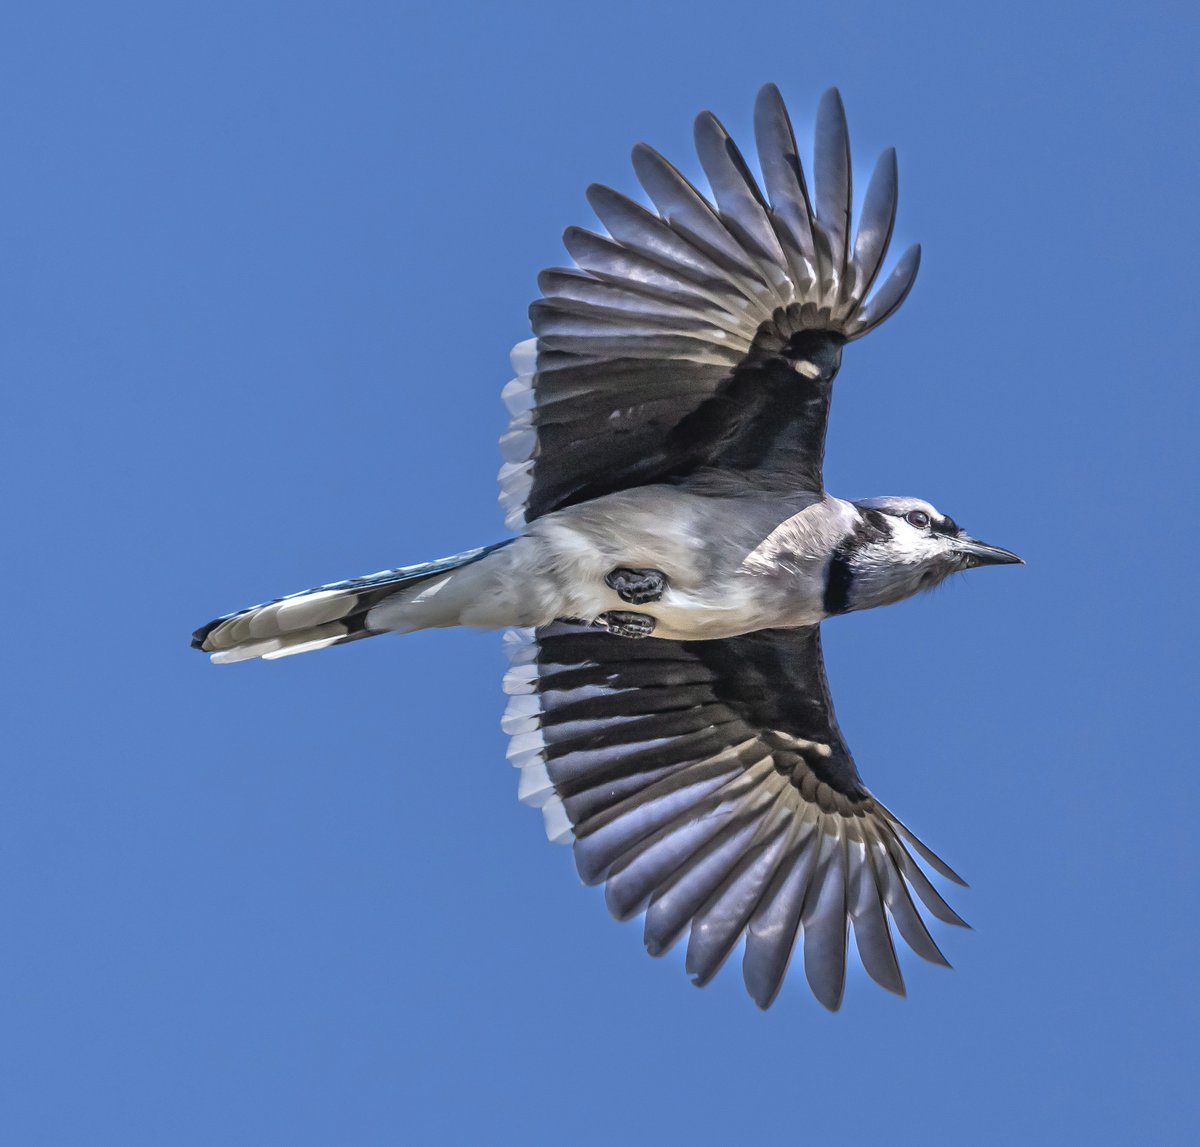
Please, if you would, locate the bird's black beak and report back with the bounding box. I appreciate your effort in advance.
[952,537,1024,568]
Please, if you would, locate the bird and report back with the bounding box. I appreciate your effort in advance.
[192,83,1021,1010]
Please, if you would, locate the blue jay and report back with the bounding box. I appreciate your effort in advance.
[194,85,1021,1010]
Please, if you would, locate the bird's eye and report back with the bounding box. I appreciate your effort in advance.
[906,510,931,529]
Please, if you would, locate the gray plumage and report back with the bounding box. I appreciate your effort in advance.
[193,84,1020,1010]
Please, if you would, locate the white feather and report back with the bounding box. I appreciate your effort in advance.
[517,759,555,807]
[210,638,283,664]
[541,798,574,845]
[261,635,345,660]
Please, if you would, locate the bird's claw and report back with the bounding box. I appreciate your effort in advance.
[595,611,656,639]
[605,567,668,605]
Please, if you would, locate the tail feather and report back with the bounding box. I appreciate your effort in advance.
[192,542,511,664]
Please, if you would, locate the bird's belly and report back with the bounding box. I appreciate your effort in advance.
[648,579,825,640]
[640,585,780,641]
[559,575,821,642]
[526,495,828,640]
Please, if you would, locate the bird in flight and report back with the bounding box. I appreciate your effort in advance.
[193,84,1021,1010]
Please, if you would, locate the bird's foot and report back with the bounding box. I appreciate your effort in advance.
[595,610,656,639]
[605,567,668,605]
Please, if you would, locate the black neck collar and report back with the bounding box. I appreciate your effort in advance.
[823,508,891,616]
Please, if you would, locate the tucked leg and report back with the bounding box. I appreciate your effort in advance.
[595,610,656,639]
[605,567,668,605]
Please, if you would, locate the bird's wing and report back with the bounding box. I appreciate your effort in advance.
[499,84,920,527]
[503,622,966,1010]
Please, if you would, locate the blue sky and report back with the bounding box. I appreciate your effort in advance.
[2,1,1198,1143]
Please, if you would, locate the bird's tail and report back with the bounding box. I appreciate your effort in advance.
[192,541,514,664]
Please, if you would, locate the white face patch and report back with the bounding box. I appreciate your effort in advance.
[842,498,963,614]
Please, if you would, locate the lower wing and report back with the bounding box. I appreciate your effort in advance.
[502,622,966,1010]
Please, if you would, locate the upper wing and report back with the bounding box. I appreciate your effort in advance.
[499,84,920,528]
[503,623,966,1010]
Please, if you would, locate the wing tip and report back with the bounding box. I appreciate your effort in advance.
[804,950,847,1012]
[817,86,846,118]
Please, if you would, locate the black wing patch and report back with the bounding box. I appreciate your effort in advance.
[502,624,966,1011]
[499,84,921,527]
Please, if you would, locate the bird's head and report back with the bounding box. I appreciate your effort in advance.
[825,496,1022,615]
